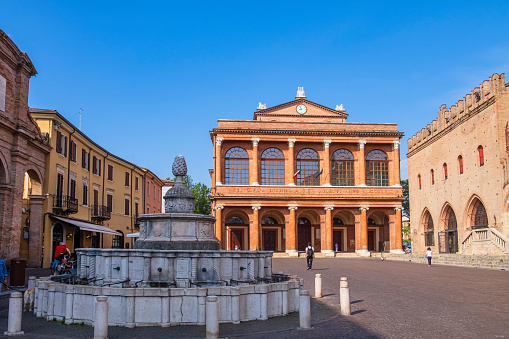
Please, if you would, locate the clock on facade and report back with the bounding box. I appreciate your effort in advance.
[296,104,307,114]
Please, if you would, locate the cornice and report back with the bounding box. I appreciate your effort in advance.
[407,97,496,158]
[253,99,348,119]
[211,128,403,138]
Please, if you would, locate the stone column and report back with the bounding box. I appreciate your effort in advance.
[356,207,369,256]
[323,139,331,186]
[391,207,404,253]
[392,141,401,187]
[286,206,298,256]
[251,138,260,185]
[287,138,296,186]
[231,287,240,324]
[358,140,366,187]
[250,205,261,250]
[215,136,224,186]
[299,290,311,329]
[27,194,44,267]
[93,296,108,339]
[206,296,219,339]
[214,205,224,249]
[323,206,334,255]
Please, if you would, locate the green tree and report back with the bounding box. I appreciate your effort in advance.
[167,175,211,215]
[401,179,409,217]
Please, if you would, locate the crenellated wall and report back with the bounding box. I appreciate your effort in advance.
[407,73,506,154]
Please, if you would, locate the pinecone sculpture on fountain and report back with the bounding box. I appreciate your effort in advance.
[172,155,187,176]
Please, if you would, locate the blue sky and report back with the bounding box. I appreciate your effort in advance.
[2,1,508,184]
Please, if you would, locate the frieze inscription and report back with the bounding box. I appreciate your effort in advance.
[218,186,400,197]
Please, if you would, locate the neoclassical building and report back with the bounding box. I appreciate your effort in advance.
[210,89,404,256]
[407,73,509,255]
[0,29,51,267]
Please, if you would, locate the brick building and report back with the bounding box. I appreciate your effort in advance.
[210,88,404,255]
[407,73,509,255]
[0,29,51,266]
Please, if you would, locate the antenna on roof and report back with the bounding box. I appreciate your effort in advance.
[76,108,84,130]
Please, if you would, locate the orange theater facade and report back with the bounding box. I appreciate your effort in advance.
[210,89,405,256]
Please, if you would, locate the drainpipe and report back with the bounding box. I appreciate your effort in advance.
[130,167,133,249]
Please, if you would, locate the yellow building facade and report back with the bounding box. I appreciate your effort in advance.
[29,109,147,267]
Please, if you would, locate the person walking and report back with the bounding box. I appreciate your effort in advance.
[0,258,7,292]
[426,247,432,267]
[305,242,314,270]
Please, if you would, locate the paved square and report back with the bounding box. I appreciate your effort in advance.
[1,259,508,338]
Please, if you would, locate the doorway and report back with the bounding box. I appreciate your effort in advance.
[333,230,342,251]
[230,230,243,250]
[263,230,276,251]
[368,230,375,251]
[52,224,64,258]
[298,218,312,251]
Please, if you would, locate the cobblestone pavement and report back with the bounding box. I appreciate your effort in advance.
[1,258,508,338]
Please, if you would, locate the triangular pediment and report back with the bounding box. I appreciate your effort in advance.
[253,99,348,122]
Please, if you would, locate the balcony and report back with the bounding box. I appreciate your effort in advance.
[53,195,78,215]
[91,204,111,221]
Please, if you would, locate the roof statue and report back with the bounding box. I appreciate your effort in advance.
[335,104,346,112]
[296,87,306,98]
[257,102,267,110]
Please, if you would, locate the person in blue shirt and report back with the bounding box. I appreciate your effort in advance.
[0,258,7,292]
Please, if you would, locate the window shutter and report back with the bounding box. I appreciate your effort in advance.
[125,172,129,187]
[98,159,101,176]
[82,149,86,168]
[125,198,130,215]
[63,136,67,157]
[135,177,139,190]
[107,194,113,212]
[56,131,62,153]
[108,165,113,181]
[87,153,90,170]
[93,156,97,174]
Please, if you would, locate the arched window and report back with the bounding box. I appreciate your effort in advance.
[418,174,421,190]
[444,208,457,230]
[296,149,320,186]
[262,217,278,224]
[443,163,448,180]
[113,230,124,249]
[225,147,249,185]
[261,148,285,185]
[366,150,389,186]
[470,200,488,229]
[333,218,344,225]
[331,149,354,186]
[458,155,463,174]
[478,145,484,166]
[423,211,434,246]
[227,216,246,224]
[431,169,435,185]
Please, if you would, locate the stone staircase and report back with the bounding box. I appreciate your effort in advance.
[385,253,509,270]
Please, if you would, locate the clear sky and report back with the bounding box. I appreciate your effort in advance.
[2,1,508,184]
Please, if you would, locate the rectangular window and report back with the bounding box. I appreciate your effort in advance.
[147,182,150,195]
[56,132,68,157]
[107,164,114,181]
[56,173,64,207]
[70,179,76,199]
[107,194,113,212]
[92,156,101,176]
[82,149,90,170]
[70,141,77,163]
[135,201,139,217]
[124,198,130,216]
[125,172,130,187]
[135,177,139,191]
[82,184,88,205]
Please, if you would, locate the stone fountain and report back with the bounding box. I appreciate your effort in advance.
[33,155,301,327]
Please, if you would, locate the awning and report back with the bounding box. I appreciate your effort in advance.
[126,232,139,238]
[51,216,122,236]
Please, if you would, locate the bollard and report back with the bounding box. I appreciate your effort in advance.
[340,277,351,316]
[315,274,322,298]
[4,292,24,336]
[28,276,36,290]
[206,296,219,339]
[299,290,311,329]
[94,296,109,339]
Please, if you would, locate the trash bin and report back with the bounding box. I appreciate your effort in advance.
[10,258,26,287]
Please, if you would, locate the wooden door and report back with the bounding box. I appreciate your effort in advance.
[298,224,311,251]
[333,231,342,251]
[263,230,276,251]
[230,230,243,250]
[368,230,375,251]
